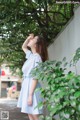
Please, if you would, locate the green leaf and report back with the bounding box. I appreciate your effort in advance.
[74,91,80,98]
[34,102,43,110]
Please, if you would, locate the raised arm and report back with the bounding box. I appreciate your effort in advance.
[22,33,34,53]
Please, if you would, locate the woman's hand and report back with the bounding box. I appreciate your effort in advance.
[22,33,34,53]
[27,33,34,41]
[27,95,33,106]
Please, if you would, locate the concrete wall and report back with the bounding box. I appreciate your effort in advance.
[48,6,80,74]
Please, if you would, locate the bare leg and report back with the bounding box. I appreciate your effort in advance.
[33,114,40,120]
[28,114,34,120]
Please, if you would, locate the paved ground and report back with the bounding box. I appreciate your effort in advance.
[0,98,59,120]
[0,97,29,120]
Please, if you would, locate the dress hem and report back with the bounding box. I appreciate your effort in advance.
[21,110,44,115]
[17,105,44,115]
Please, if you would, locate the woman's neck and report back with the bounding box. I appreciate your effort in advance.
[31,47,37,54]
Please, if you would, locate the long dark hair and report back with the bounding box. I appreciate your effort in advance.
[27,35,49,62]
[35,35,49,62]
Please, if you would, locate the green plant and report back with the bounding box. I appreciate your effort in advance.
[73,47,80,64]
[30,48,80,120]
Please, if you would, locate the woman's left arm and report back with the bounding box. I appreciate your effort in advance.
[29,79,38,96]
[27,56,42,105]
[27,79,38,106]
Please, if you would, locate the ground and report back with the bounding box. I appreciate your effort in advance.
[0,98,29,120]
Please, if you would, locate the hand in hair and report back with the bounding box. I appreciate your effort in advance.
[22,33,34,53]
[27,33,34,40]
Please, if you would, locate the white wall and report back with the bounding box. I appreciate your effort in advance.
[48,6,80,74]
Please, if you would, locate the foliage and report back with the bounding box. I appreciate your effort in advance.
[0,0,79,71]
[30,47,80,120]
[73,47,80,64]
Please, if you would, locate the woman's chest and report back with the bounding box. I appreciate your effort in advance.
[22,58,34,73]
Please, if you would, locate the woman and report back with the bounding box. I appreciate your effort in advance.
[17,33,48,120]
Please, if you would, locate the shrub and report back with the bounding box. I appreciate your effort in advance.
[30,48,80,120]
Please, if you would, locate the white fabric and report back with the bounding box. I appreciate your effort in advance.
[17,49,44,114]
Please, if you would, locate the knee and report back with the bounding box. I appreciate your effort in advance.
[32,114,40,120]
[28,114,33,116]
[28,114,34,120]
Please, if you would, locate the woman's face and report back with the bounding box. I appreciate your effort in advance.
[27,36,38,48]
